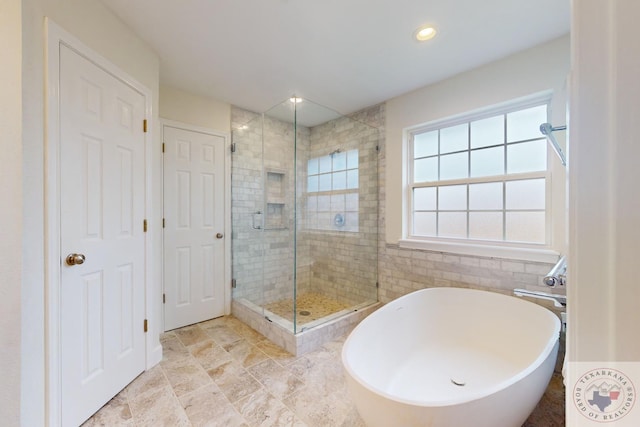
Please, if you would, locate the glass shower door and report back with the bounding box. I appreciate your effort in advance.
[258,101,297,333]
[231,111,266,317]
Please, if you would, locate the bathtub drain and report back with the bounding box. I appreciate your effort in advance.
[450,378,466,387]
[299,310,311,316]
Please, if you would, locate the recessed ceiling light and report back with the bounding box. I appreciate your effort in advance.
[290,97,303,104]
[415,25,437,42]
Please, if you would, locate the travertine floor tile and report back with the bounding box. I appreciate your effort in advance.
[161,356,212,397]
[201,324,243,347]
[282,385,353,427]
[207,358,246,385]
[223,339,270,368]
[124,365,169,399]
[174,325,212,347]
[81,391,133,427]
[87,315,565,427]
[179,384,248,427]
[160,333,191,364]
[255,340,297,366]
[216,369,264,404]
[233,388,306,427]
[339,407,366,427]
[128,385,190,427]
[188,339,234,371]
[247,359,305,399]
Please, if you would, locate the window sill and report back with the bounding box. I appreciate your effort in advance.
[398,239,560,263]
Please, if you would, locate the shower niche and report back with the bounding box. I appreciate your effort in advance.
[230,98,382,355]
[264,168,286,230]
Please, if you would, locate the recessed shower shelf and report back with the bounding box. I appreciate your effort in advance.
[264,168,287,230]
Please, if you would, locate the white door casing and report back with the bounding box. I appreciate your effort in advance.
[163,123,227,330]
[45,20,159,427]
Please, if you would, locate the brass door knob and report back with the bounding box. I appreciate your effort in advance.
[66,253,86,266]
[216,233,224,239]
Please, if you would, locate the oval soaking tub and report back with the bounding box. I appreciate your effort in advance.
[342,287,560,427]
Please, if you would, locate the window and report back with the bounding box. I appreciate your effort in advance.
[407,99,551,249]
[306,149,359,232]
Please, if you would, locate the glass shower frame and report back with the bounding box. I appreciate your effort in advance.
[231,97,380,335]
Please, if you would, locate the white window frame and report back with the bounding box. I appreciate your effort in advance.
[306,150,360,233]
[400,93,560,263]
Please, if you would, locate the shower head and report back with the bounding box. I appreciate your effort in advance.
[540,123,567,167]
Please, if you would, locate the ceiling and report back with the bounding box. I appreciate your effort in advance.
[100,0,570,119]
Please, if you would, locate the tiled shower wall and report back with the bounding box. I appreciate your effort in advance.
[231,104,381,309]
[301,109,381,306]
[230,108,264,304]
[231,108,311,306]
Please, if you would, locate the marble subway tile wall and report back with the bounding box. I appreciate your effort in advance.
[232,103,383,311]
[300,106,382,306]
[231,108,265,305]
[231,107,312,307]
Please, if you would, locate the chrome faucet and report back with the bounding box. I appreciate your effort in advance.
[513,289,566,308]
[543,256,566,287]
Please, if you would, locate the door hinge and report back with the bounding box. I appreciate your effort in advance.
[376,281,379,288]
[143,318,148,333]
[143,119,148,133]
[162,218,165,228]
[163,293,166,304]
[231,278,237,289]
[230,143,236,153]
[143,219,148,232]
[162,143,165,153]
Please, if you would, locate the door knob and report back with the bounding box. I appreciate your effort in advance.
[66,253,86,266]
[216,233,224,239]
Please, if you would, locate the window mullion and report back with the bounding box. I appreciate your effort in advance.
[503,114,508,241]
[466,123,471,239]
[407,101,550,246]
[502,180,507,241]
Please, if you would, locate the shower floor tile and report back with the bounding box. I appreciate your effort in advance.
[263,293,350,325]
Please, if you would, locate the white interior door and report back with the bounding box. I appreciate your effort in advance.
[59,44,146,427]
[163,125,226,330]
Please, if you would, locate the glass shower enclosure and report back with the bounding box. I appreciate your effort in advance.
[231,97,379,336]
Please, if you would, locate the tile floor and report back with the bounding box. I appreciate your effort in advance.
[263,293,350,325]
[83,315,565,427]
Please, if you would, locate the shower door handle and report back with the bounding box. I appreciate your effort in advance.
[252,211,263,230]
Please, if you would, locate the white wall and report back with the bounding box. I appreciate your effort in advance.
[385,35,570,255]
[569,0,640,361]
[0,1,22,424]
[160,85,231,132]
[20,0,161,424]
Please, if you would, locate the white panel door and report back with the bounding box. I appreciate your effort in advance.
[163,125,226,330]
[59,45,146,427]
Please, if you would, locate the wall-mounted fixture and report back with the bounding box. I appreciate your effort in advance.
[543,255,566,287]
[540,123,567,166]
[513,288,566,308]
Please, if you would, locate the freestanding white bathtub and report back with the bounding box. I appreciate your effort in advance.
[342,287,560,427]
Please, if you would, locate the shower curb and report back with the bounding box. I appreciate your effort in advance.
[232,299,381,356]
